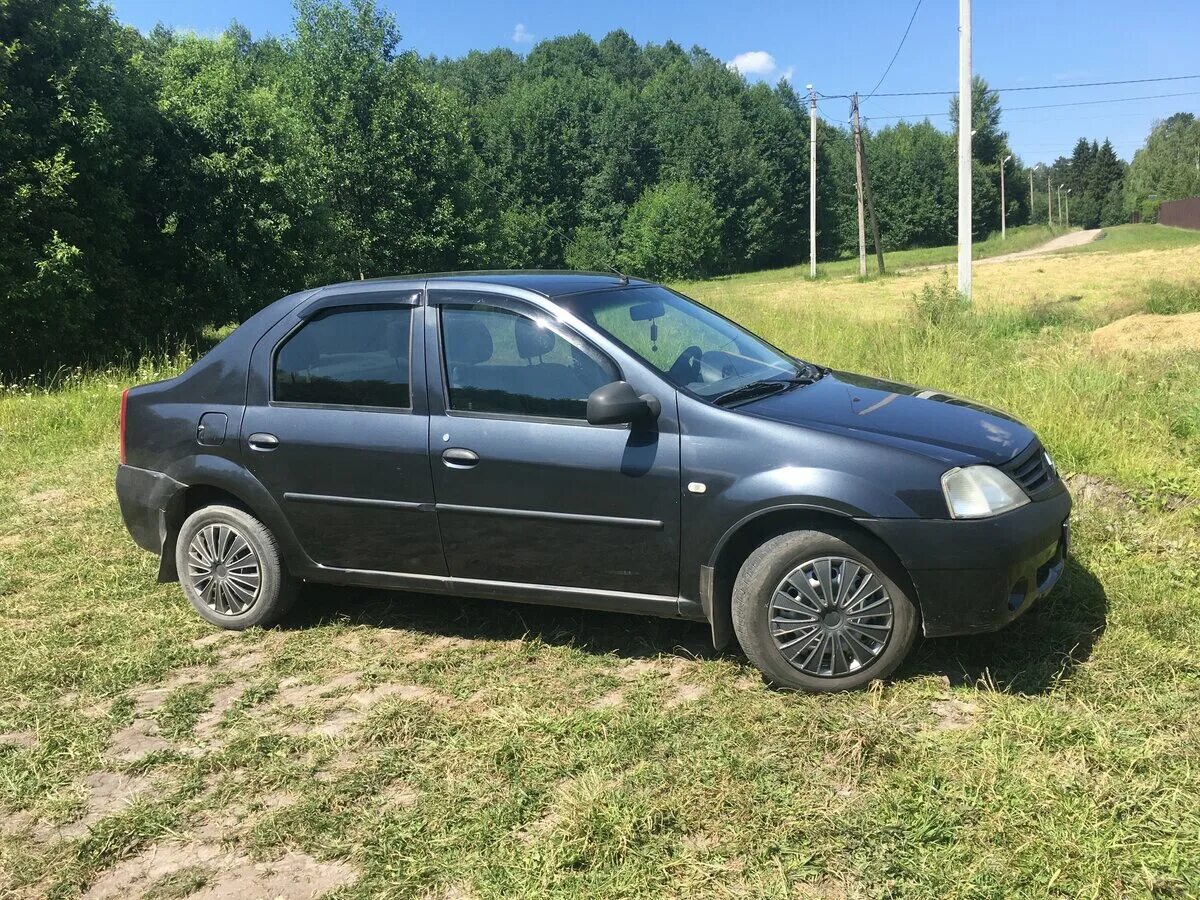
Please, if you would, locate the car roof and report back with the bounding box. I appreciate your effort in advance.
[318,270,656,299]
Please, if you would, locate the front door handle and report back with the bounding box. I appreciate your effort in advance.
[248,432,280,451]
[442,448,479,469]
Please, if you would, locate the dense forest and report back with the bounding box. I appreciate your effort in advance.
[0,0,1187,376]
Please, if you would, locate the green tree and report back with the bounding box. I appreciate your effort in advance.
[147,25,320,324]
[867,120,955,249]
[0,0,186,375]
[286,0,486,279]
[1125,113,1200,221]
[619,181,719,280]
[949,76,1004,238]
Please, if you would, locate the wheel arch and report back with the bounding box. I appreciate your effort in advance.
[703,506,918,651]
[157,463,307,583]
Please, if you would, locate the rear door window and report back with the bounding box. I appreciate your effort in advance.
[274,307,412,409]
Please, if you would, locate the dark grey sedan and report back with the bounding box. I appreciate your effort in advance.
[116,272,1070,691]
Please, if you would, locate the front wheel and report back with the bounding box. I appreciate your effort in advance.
[732,529,918,692]
[175,505,297,630]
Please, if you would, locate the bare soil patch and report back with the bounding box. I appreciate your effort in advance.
[192,790,298,843]
[276,675,455,736]
[381,781,420,808]
[1090,311,1200,354]
[60,771,155,838]
[193,682,249,739]
[108,717,176,762]
[927,698,980,732]
[1064,474,1137,515]
[0,730,36,748]
[83,844,354,900]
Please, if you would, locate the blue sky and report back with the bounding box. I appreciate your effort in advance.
[108,0,1200,163]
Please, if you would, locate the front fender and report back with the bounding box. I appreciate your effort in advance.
[699,465,923,569]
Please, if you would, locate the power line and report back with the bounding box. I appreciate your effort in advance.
[856,73,1200,99]
[1006,89,1200,112]
[863,0,923,102]
[863,89,1200,121]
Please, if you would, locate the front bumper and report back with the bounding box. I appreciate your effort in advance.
[863,487,1072,638]
[115,464,185,555]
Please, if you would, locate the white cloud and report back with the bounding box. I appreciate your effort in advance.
[779,65,795,84]
[727,50,776,77]
[512,23,534,44]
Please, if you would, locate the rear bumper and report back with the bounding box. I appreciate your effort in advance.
[115,464,185,555]
[862,488,1072,638]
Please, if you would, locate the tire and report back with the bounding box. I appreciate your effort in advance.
[175,504,297,630]
[732,529,918,692]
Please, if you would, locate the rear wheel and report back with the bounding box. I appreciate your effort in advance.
[175,505,296,630]
[732,529,918,692]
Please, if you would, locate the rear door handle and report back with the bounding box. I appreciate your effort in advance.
[442,448,479,469]
[248,432,279,451]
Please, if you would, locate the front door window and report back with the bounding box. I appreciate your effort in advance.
[439,301,618,419]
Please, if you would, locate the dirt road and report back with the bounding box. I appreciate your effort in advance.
[977,228,1103,264]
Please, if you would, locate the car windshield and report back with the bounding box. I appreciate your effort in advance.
[561,285,806,399]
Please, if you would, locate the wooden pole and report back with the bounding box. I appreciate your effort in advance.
[861,125,885,274]
[852,94,867,277]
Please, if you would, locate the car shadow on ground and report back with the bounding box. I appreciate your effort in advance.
[287,583,722,662]
[286,556,1107,696]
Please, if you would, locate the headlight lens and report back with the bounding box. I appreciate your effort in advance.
[941,466,1029,518]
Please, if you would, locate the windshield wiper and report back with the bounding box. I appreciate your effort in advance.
[713,371,821,407]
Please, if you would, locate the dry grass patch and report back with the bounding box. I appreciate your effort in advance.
[1090,311,1200,354]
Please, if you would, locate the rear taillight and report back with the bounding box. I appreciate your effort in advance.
[119,388,129,465]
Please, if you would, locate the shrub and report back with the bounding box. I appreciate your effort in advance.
[911,272,971,326]
[564,225,619,272]
[619,181,720,281]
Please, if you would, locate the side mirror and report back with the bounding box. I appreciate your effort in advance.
[586,381,661,426]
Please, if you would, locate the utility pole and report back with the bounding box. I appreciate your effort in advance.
[862,124,885,274]
[1047,169,1053,226]
[1066,188,1071,227]
[1030,164,1037,224]
[956,0,972,298]
[808,84,817,279]
[852,94,867,277]
[1057,183,1064,225]
[1000,154,1011,239]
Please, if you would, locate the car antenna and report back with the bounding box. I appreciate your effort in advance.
[468,171,630,280]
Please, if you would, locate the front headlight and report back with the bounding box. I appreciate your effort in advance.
[941,466,1030,519]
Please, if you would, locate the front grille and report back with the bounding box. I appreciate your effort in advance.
[1004,441,1055,495]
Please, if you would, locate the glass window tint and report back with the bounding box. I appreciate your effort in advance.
[440,302,618,419]
[274,307,411,408]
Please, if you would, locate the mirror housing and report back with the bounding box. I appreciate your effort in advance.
[586,381,661,426]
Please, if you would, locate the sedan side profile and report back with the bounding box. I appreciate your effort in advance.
[116,272,1071,691]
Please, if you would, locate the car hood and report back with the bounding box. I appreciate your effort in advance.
[740,370,1034,466]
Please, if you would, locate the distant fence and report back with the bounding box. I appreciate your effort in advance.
[1158,197,1200,230]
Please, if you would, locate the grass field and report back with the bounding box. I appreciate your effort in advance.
[1,225,1199,898]
[816,224,1064,277]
